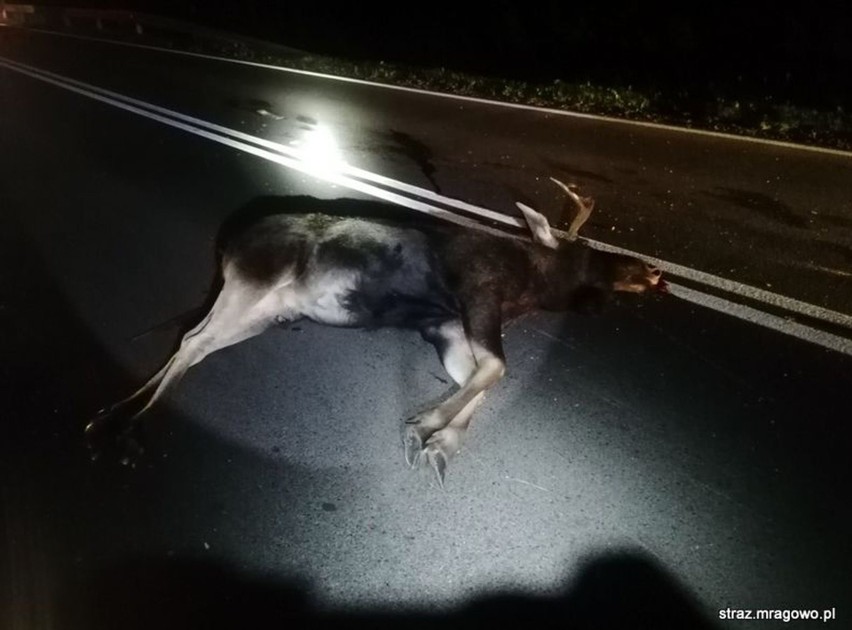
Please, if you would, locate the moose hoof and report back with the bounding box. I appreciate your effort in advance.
[403,424,426,468]
[85,406,144,465]
[423,428,463,488]
[424,446,448,488]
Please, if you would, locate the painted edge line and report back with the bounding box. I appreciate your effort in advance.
[15,26,852,160]
[2,55,851,357]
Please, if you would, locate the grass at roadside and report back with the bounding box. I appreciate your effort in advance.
[31,25,852,152]
[193,37,852,152]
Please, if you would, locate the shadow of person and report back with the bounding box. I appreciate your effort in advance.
[65,549,718,629]
[0,211,148,629]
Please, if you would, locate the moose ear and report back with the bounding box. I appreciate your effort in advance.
[516,202,560,249]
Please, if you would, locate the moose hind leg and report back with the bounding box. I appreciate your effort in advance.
[87,276,285,460]
[136,291,279,417]
[90,309,214,423]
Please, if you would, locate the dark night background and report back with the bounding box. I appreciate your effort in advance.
[27,1,852,109]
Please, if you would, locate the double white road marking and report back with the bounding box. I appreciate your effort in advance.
[2,54,850,355]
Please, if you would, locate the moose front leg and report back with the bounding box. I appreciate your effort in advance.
[421,340,504,486]
[406,301,506,485]
[421,390,486,486]
[405,320,476,467]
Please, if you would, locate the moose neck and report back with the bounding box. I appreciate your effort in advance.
[532,243,608,311]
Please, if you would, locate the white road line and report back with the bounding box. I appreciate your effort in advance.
[0,56,525,230]
[581,239,852,332]
[668,284,852,356]
[0,56,522,242]
[16,27,852,159]
[2,55,851,356]
[7,55,849,334]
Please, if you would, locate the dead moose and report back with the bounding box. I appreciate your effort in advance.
[86,180,666,485]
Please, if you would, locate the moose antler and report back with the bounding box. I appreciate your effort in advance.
[550,178,595,240]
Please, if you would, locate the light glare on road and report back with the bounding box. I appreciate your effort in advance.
[292,124,346,178]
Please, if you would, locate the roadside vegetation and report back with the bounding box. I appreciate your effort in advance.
[178,36,852,152]
[45,24,852,152]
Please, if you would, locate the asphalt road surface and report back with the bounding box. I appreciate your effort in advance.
[1,28,850,629]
